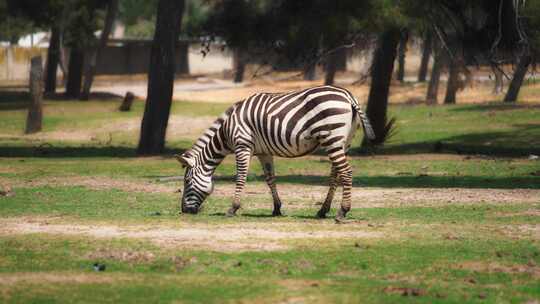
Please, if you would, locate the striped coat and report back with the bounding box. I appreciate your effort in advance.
[176,85,374,222]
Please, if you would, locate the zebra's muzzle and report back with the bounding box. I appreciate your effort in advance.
[181,197,200,214]
[182,205,199,214]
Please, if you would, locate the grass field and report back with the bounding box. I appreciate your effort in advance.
[0,88,539,303]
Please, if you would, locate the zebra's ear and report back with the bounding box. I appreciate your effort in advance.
[175,153,195,168]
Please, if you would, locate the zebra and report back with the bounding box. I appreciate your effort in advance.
[175,85,375,222]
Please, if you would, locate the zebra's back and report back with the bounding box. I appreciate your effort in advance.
[227,85,360,157]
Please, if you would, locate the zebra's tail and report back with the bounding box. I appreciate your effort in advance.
[351,103,376,141]
[357,110,376,141]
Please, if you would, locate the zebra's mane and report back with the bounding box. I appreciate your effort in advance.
[189,104,236,156]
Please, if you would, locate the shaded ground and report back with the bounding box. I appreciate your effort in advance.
[85,72,540,105]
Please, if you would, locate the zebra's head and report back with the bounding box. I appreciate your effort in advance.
[176,152,214,214]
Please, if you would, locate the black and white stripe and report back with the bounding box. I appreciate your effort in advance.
[176,85,374,222]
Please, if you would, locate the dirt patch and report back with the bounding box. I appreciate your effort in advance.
[501,224,540,240]
[172,79,332,103]
[456,261,540,278]
[382,286,426,297]
[492,210,540,218]
[350,153,534,162]
[278,279,322,291]
[8,176,177,194]
[169,76,540,104]
[0,167,20,174]
[75,177,177,193]
[0,184,13,197]
[0,272,125,286]
[0,127,90,142]
[167,115,216,139]
[6,173,539,209]
[0,217,383,252]
[97,115,214,140]
[23,131,98,142]
[216,184,540,209]
[353,153,466,161]
[1,115,215,142]
[298,153,486,162]
[85,249,156,264]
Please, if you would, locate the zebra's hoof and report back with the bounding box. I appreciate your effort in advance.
[335,208,349,223]
[272,210,283,217]
[334,216,349,224]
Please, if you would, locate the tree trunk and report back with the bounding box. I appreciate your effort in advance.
[504,54,531,103]
[303,63,316,81]
[58,37,68,83]
[137,0,185,155]
[57,3,69,84]
[492,66,504,94]
[26,56,43,134]
[362,28,401,147]
[426,46,444,105]
[324,50,339,85]
[119,91,135,111]
[80,0,119,100]
[45,26,60,94]
[232,48,246,83]
[65,47,85,98]
[395,30,408,82]
[444,56,460,104]
[418,32,432,82]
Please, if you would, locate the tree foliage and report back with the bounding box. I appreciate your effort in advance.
[0,13,33,44]
[119,0,158,26]
[1,0,108,48]
[204,0,375,69]
[119,0,208,38]
[119,0,158,38]
[0,0,44,44]
[402,0,532,61]
[523,0,540,52]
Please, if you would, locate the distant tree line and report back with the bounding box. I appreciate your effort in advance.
[0,0,538,155]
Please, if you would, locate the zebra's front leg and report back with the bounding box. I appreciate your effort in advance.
[226,146,252,217]
[325,147,353,223]
[316,166,337,218]
[257,155,283,216]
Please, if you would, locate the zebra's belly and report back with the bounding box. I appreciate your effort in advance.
[253,135,320,157]
[292,136,320,157]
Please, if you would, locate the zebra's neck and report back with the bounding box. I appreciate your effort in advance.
[189,111,232,174]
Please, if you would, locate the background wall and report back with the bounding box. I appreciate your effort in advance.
[0,41,233,81]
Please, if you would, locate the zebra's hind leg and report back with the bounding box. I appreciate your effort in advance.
[324,146,353,223]
[316,166,337,218]
[257,155,283,216]
[226,146,252,217]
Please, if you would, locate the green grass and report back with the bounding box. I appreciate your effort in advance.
[0,93,539,303]
[0,185,538,225]
[378,103,540,156]
[2,155,539,189]
[0,186,178,220]
[0,234,538,303]
[0,97,227,136]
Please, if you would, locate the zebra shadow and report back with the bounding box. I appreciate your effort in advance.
[207,212,320,219]
[207,212,278,218]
